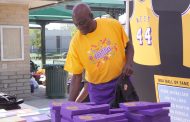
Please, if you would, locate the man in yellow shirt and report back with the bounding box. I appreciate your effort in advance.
[64,3,134,104]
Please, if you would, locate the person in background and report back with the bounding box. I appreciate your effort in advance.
[64,3,134,104]
[29,74,39,94]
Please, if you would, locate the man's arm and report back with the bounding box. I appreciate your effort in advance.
[75,82,88,102]
[123,40,134,76]
[68,74,82,101]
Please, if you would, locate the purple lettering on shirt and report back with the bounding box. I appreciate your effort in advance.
[94,46,112,60]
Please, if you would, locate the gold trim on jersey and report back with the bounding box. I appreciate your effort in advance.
[182,5,190,68]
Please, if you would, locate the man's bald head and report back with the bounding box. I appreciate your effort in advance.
[72,3,96,35]
[72,3,92,18]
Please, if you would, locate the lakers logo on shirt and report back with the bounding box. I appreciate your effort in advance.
[87,38,118,69]
[130,0,160,65]
[182,5,190,68]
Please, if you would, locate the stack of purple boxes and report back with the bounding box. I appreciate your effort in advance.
[50,101,63,122]
[73,113,127,122]
[119,102,171,122]
[61,103,92,122]
[50,101,128,122]
[50,101,170,122]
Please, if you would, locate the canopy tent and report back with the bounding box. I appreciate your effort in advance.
[29,4,72,23]
[29,0,126,66]
[29,2,74,65]
[66,0,125,18]
[29,0,125,23]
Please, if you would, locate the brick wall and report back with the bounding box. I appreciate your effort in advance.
[0,3,31,99]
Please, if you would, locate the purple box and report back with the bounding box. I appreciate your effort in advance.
[137,108,169,116]
[109,108,125,114]
[145,116,170,122]
[50,101,71,122]
[61,117,74,122]
[155,116,170,122]
[105,113,127,121]
[61,104,92,119]
[61,119,71,122]
[129,120,147,122]
[147,102,171,109]
[114,119,128,122]
[50,101,63,111]
[50,101,78,111]
[125,112,146,122]
[120,101,171,112]
[51,109,61,122]
[73,114,107,122]
[82,102,96,106]
[74,113,127,122]
[22,114,51,122]
[90,104,110,114]
[120,102,151,111]
[50,109,61,117]
[129,117,170,122]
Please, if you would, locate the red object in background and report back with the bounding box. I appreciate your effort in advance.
[32,73,42,84]
[32,68,46,85]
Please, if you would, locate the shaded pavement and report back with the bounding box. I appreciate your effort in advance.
[23,85,68,109]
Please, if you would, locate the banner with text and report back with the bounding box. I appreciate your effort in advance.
[154,75,190,122]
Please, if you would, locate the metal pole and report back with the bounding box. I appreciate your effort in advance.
[38,22,47,67]
[125,0,130,36]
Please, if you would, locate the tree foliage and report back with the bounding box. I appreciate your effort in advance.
[70,26,77,38]
[29,29,41,49]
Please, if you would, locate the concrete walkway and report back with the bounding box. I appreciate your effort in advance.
[23,85,68,109]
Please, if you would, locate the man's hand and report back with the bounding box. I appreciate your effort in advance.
[122,63,133,76]
[75,82,88,102]
[123,40,134,77]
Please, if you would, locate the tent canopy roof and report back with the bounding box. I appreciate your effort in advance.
[29,0,125,23]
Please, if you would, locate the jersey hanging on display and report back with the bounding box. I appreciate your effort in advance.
[182,5,190,68]
[130,0,160,66]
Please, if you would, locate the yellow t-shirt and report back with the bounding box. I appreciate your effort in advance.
[64,18,128,84]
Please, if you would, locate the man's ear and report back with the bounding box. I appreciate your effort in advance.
[89,13,94,19]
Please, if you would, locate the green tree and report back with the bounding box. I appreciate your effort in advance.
[70,26,77,37]
[29,29,41,49]
[29,29,41,58]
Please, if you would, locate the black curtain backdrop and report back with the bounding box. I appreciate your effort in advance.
[130,0,190,102]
